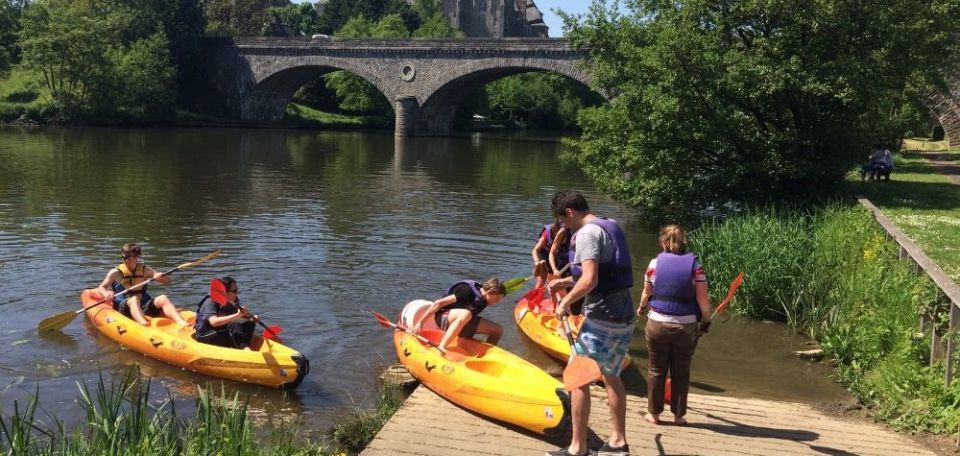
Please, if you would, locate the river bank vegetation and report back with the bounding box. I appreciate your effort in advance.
[692,203,960,433]
[0,370,402,455]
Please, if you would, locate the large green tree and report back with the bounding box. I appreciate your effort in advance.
[0,0,27,77]
[563,0,960,216]
[18,0,177,120]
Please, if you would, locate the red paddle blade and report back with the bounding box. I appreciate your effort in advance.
[209,278,227,305]
[664,378,673,402]
[714,271,745,315]
[371,311,395,329]
[563,355,602,391]
[262,326,281,340]
[262,325,283,340]
[523,287,546,310]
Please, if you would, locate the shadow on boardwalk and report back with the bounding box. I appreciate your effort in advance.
[361,386,934,456]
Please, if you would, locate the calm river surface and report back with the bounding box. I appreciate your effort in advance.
[0,127,850,431]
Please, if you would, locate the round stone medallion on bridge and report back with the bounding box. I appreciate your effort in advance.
[400,62,416,82]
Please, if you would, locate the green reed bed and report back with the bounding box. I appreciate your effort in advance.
[691,203,960,433]
[0,370,401,455]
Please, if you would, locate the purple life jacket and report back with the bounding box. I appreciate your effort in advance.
[538,224,554,256]
[444,280,486,316]
[568,217,634,297]
[649,252,698,316]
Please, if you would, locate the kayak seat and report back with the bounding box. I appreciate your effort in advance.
[464,360,506,377]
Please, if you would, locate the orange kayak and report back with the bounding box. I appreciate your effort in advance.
[394,300,570,436]
[514,287,584,362]
[81,289,308,389]
[514,288,631,368]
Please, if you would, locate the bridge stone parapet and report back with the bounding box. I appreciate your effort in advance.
[202,37,592,136]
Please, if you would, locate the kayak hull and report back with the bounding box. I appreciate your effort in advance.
[81,289,308,389]
[392,321,569,436]
[514,290,631,369]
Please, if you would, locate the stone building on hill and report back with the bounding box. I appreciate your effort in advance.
[438,0,550,38]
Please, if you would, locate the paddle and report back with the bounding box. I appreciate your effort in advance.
[37,249,221,333]
[555,290,602,391]
[208,278,282,340]
[664,271,745,401]
[370,310,455,358]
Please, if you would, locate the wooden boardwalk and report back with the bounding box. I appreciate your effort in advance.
[361,385,935,456]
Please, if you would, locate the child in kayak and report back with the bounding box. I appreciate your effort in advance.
[96,243,189,327]
[193,277,257,349]
[411,278,506,352]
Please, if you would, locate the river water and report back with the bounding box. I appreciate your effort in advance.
[0,127,849,432]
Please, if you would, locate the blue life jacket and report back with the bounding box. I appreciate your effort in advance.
[444,280,486,316]
[194,295,241,334]
[568,217,633,297]
[649,252,698,316]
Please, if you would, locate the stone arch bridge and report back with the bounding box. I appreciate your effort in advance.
[205,37,960,144]
[203,37,591,136]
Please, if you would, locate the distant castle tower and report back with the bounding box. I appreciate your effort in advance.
[441,0,549,38]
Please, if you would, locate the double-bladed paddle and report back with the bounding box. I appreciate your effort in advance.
[208,278,282,341]
[370,309,461,359]
[37,249,221,333]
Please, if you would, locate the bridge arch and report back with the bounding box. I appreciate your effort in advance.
[928,80,960,147]
[416,60,599,134]
[242,61,396,123]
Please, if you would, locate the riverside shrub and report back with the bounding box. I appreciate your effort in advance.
[691,203,960,432]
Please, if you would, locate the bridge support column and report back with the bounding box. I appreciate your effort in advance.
[394,96,421,137]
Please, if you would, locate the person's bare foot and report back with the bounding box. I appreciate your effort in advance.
[644,413,660,425]
[673,416,687,425]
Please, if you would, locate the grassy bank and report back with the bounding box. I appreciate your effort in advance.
[691,203,960,433]
[848,141,960,282]
[0,370,402,455]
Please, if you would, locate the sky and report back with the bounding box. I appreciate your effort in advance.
[533,0,593,37]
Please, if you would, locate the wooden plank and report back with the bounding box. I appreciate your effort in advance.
[362,386,935,456]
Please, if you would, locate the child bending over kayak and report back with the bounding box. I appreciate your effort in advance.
[96,243,189,327]
[193,277,257,350]
[412,278,506,351]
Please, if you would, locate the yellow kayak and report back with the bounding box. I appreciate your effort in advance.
[81,289,309,389]
[514,288,630,369]
[393,302,569,436]
[513,288,584,362]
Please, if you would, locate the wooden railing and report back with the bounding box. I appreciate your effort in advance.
[859,198,960,385]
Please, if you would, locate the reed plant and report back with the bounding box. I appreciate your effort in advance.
[691,202,960,433]
[0,369,398,455]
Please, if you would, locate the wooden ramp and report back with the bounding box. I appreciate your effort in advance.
[361,386,934,456]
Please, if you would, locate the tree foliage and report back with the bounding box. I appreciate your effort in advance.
[562,0,960,216]
[316,0,419,35]
[0,0,27,77]
[481,72,602,129]
[18,0,177,121]
[203,0,286,37]
[262,3,320,37]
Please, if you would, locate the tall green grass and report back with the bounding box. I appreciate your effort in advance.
[691,203,960,433]
[0,370,401,455]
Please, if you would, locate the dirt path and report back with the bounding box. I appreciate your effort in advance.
[361,385,935,456]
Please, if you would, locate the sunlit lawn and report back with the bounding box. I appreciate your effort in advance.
[847,139,960,281]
